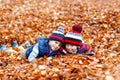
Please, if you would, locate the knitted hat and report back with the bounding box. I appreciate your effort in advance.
[65,24,83,46]
[49,26,64,43]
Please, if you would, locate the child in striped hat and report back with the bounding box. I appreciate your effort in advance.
[64,24,94,55]
[24,26,65,62]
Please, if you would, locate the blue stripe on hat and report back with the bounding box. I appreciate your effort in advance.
[50,33,64,38]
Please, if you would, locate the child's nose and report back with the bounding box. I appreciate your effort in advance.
[56,44,60,48]
[56,44,59,48]
[68,45,71,49]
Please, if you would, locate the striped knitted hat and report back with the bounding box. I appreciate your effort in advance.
[65,24,83,46]
[49,26,64,43]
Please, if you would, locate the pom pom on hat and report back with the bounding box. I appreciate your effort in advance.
[72,24,82,33]
[49,26,64,43]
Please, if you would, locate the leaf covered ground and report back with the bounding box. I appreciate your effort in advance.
[0,0,120,80]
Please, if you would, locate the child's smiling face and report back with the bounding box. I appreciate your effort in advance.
[49,40,62,51]
[65,44,78,54]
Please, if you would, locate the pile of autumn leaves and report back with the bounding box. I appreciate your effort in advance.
[0,0,120,79]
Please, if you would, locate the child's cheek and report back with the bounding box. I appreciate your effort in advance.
[50,46,55,50]
[66,47,71,52]
[50,46,58,51]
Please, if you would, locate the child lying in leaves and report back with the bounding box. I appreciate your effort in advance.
[0,26,66,63]
[64,24,94,56]
[22,26,66,62]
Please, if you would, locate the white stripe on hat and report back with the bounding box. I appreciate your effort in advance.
[65,33,83,40]
[52,30,64,34]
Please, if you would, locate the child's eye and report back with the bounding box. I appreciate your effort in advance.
[55,41,58,44]
[55,41,61,46]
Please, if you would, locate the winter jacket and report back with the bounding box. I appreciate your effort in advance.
[25,36,65,62]
[77,43,90,53]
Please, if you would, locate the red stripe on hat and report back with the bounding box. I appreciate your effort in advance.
[50,35,64,42]
[70,30,81,34]
[65,39,81,45]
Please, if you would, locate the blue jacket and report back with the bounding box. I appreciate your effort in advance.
[26,36,65,62]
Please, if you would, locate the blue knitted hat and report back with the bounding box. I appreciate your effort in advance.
[49,26,64,43]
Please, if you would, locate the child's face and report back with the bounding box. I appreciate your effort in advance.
[49,40,62,51]
[65,44,78,53]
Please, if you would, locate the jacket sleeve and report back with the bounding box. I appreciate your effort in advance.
[26,43,39,62]
[86,50,94,56]
[78,43,90,53]
[78,43,94,56]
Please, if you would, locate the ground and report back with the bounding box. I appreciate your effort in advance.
[0,0,120,80]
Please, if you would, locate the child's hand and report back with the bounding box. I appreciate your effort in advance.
[86,50,94,56]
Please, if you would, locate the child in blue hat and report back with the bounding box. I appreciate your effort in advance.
[24,26,65,62]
